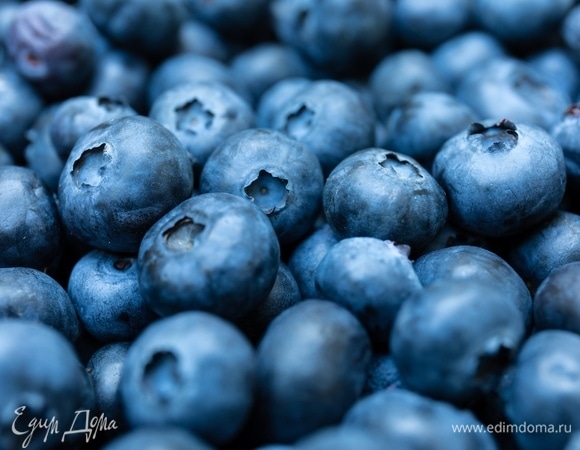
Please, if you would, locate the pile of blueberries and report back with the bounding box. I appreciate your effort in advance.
[2,0,580,449]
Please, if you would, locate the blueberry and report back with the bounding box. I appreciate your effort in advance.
[0,267,79,342]
[503,330,580,450]
[249,299,371,444]
[57,115,194,253]
[393,0,472,49]
[24,104,65,193]
[149,81,255,172]
[551,103,580,192]
[528,47,579,100]
[101,426,214,450]
[86,46,151,114]
[382,91,478,165]
[315,238,422,347]
[68,250,158,342]
[256,77,311,129]
[0,319,95,450]
[49,95,137,160]
[237,262,301,344]
[229,42,311,107]
[137,192,280,321]
[270,0,393,75]
[473,0,574,43]
[457,58,570,130]
[390,278,525,405]
[177,18,230,62]
[370,49,450,121]
[269,79,376,176]
[343,388,498,449]
[186,0,270,37]
[200,128,324,245]
[80,0,187,60]
[6,0,98,98]
[119,311,256,446]
[534,262,580,333]
[287,222,339,299]
[562,5,580,56]
[0,165,62,271]
[432,119,566,237]
[0,67,44,160]
[323,148,448,252]
[86,341,130,430]
[432,31,506,89]
[414,245,533,333]
[507,211,580,289]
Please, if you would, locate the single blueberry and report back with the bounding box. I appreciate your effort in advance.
[270,0,393,75]
[0,320,95,450]
[0,165,62,271]
[68,250,158,342]
[200,128,324,245]
[473,0,574,43]
[432,119,567,237]
[551,103,580,193]
[414,245,533,333]
[149,81,255,171]
[343,388,498,449]
[24,104,65,193]
[0,267,79,342]
[534,262,580,334]
[287,222,339,299]
[119,311,256,446]
[393,0,472,49]
[315,238,423,347]
[457,58,570,130]
[229,42,311,107]
[323,148,448,253]
[527,47,579,100]
[507,211,580,289]
[137,192,280,321]
[503,330,580,450]
[0,67,44,160]
[432,31,506,89]
[256,77,312,129]
[237,262,301,344]
[86,341,130,434]
[269,79,376,176]
[249,299,371,444]
[6,0,98,98]
[390,278,525,405]
[58,115,195,253]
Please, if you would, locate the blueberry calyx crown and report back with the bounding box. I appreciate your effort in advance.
[467,118,518,153]
[564,103,580,117]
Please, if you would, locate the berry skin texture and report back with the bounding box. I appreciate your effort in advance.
[57,115,195,253]
[137,192,280,321]
[323,148,448,252]
[432,119,567,237]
